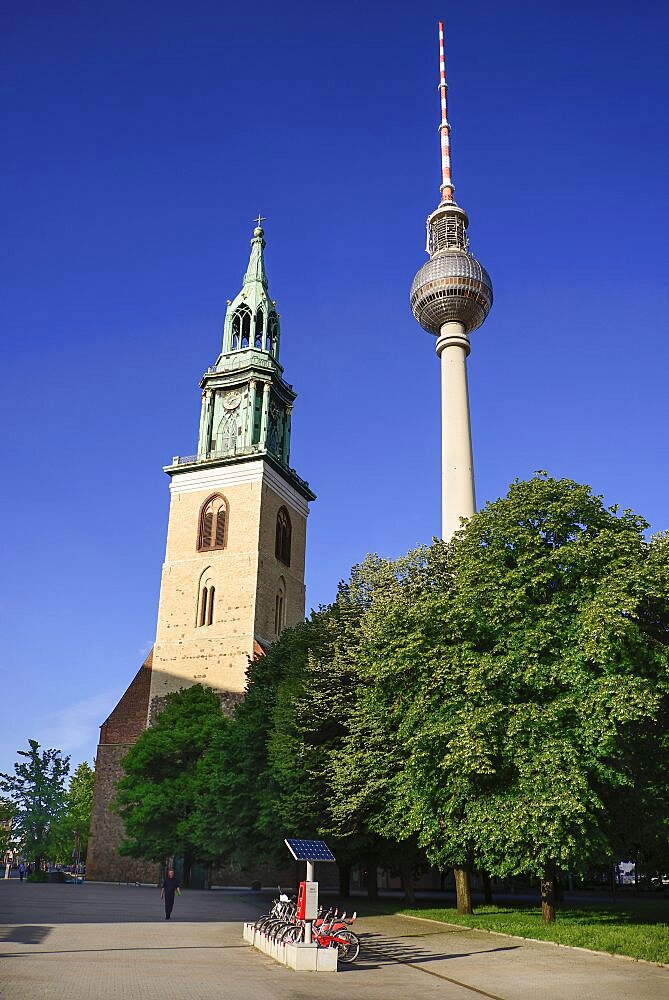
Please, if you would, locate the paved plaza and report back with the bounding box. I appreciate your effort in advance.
[0,881,666,999]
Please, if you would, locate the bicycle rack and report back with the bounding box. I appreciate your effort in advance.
[243,921,338,972]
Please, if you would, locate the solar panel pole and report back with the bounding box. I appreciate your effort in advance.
[305,860,314,943]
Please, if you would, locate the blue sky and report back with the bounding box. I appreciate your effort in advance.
[2,0,668,776]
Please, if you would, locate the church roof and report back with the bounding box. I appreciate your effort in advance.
[99,649,153,745]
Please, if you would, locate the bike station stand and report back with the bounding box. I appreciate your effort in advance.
[242,839,338,973]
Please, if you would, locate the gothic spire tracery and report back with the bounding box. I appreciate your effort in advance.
[221,222,279,359]
[189,222,300,475]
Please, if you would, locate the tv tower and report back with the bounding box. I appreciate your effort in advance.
[410,21,493,540]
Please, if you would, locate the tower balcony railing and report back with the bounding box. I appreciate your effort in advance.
[203,351,293,390]
[206,351,273,374]
[168,446,311,493]
[171,443,263,465]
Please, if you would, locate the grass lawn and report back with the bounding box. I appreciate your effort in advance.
[397,899,669,965]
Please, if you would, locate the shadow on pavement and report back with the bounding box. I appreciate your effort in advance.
[0,925,52,945]
[360,932,520,966]
[0,884,259,924]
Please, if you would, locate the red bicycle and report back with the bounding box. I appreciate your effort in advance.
[282,908,360,963]
[315,912,360,963]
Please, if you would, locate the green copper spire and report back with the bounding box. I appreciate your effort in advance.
[167,221,314,505]
[220,220,280,358]
[243,216,269,290]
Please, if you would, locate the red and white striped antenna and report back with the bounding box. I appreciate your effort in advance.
[438,20,454,204]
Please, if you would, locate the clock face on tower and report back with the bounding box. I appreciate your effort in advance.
[223,391,241,410]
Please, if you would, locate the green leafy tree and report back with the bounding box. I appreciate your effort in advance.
[189,594,405,896]
[188,626,307,871]
[603,533,669,880]
[375,476,668,922]
[114,685,226,875]
[332,546,456,904]
[0,798,16,859]
[49,762,95,864]
[0,740,70,869]
[265,600,377,897]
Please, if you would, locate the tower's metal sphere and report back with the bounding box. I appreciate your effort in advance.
[410,249,493,336]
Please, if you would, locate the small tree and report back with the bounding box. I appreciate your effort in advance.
[49,762,95,864]
[0,740,70,869]
[114,685,226,878]
[0,798,16,859]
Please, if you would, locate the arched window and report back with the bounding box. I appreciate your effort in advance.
[275,578,286,635]
[268,313,279,355]
[232,313,240,350]
[197,495,228,551]
[254,308,264,349]
[216,409,237,456]
[241,308,251,348]
[275,506,291,566]
[197,574,215,628]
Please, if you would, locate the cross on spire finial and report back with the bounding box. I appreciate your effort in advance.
[254,213,267,229]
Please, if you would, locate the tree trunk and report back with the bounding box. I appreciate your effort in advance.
[182,853,193,888]
[338,862,351,899]
[482,871,493,904]
[366,860,378,901]
[453,867,473,915]
[400,860,415,905]
[541,866,556,924]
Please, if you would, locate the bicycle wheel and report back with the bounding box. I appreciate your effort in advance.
[281,924,304,944]
[270,921,292,941]
[334,929,360,963]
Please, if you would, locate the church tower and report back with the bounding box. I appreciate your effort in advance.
[86,223,314,882]
[148,220,315,717]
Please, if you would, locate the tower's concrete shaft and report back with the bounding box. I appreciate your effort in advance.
[437,322,475,538]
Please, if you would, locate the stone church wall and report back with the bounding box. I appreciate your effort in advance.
[87,651,160,884]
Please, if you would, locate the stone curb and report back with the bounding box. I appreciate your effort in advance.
[242,921,338,972]
[397,913,668,969]
[84,880,159,887]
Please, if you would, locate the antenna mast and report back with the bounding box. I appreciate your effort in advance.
[438,20,454,205]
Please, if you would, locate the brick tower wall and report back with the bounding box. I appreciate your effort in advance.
[86,651,161,884]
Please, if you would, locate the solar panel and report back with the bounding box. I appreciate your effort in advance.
[284,838,336,862]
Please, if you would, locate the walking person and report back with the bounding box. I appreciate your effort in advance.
[160,868,181,920]
[18,862,27,883]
